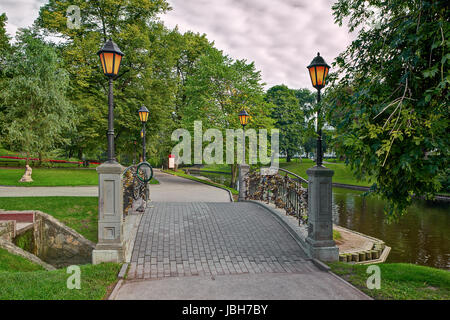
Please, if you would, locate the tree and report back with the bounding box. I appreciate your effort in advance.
[182,47,274,187]
[327,0,449,218]
[0,29,74,165]
[265,85,303,162]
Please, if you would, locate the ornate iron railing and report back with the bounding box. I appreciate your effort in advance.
[245,168,308,225]
[122,165,149,217]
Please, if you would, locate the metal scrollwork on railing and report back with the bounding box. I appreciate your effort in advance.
[245,168,308,225]
[122,163,152,216]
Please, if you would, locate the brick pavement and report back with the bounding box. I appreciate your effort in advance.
[127,202,318,280]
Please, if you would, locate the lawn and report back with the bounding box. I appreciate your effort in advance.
[0,248,45,272]
[0,197,98,242]
[0,167,159,186]
[279,158,375,187]
[0,261,121,300]
[0,168,98,186]
[328,262,450,300]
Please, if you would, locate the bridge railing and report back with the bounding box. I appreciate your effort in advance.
[244,167,308,225]
[122,165,148,217]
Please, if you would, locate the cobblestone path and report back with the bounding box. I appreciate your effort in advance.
[128,202,318,280]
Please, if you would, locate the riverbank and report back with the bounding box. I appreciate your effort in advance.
[328,262,450,300]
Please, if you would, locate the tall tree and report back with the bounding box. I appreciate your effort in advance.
[327,0,449,217]
[0,29,74,165]
[265,85,303,162]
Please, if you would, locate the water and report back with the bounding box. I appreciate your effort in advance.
[192,171,450,270]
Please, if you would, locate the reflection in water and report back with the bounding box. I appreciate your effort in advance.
[332,188,450,270]
[193,172,450,270]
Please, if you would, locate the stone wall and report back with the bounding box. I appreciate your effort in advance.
[0,220,15,241]
[33,211,96,268]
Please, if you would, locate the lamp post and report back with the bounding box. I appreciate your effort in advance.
[307,52,330,167]
[304,52,338,262]
[131,138,137,165]
[93,39,125,265]
[138,106,149,162]
[238,109,250,164]
[97,39,124,163]
[238,108,250,202]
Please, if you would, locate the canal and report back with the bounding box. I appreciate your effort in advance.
[191,171,450,270]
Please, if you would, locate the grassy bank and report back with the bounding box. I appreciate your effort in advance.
[0,248,45,272]
[0,197,98,242]
[328,262,450,300]
[163,169,238,196]
[0,261,121,300]
[0,167,159,186]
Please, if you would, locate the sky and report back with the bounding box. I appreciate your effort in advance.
[0,0,353,89]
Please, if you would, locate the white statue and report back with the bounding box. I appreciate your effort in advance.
[19,165,33,182]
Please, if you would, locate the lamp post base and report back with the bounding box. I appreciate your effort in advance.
[305,165,339,262]
[93,162,125,264]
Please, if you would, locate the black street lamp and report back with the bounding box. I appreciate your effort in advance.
[131,138,137,165]
[307,52,330,167]
[238,109,250,164]
[138,106,149,162]
[97,39,124,163]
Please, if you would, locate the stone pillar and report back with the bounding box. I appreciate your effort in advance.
[238,164,249,202]
[305,166,339,261]
[92,162,125,264]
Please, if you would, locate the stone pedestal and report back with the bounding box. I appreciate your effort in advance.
[92,162,125,264]
[305,166,339,261]
[238,164,250,202]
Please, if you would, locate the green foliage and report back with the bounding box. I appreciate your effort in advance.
[266,85,309,161]
[0,29,74,163]
[13,229,35,253]
[326,0,449,218]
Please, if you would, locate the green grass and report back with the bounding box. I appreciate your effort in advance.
[0,168,98,186]
[328,262,450,300]
[279,158,374,187]
[163,169,238,195]
[0,167,159,186]
[333,229,342,240]
[0,263,121,300]
[0,197,98,242]
[198,164,232,172]
[0,248,44,273]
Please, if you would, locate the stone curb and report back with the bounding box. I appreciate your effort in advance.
[108,279,123,300]
[160,170,234,202]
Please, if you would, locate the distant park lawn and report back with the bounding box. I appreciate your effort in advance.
[279,158,375,187]
[0,168,98,186]
[0,167,159,186]
[0,197,98,242]
[328,262,450,300]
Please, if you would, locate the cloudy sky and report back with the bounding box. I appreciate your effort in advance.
[1,0,353,89]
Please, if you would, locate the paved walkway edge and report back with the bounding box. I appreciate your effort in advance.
[244,200,311,259]
[160,170,234,202]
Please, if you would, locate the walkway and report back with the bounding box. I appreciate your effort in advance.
[115,201,369,300]
[150,170,231,202]
[0,186,98,197]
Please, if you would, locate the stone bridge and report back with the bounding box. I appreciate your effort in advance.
[93,169,369,300]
